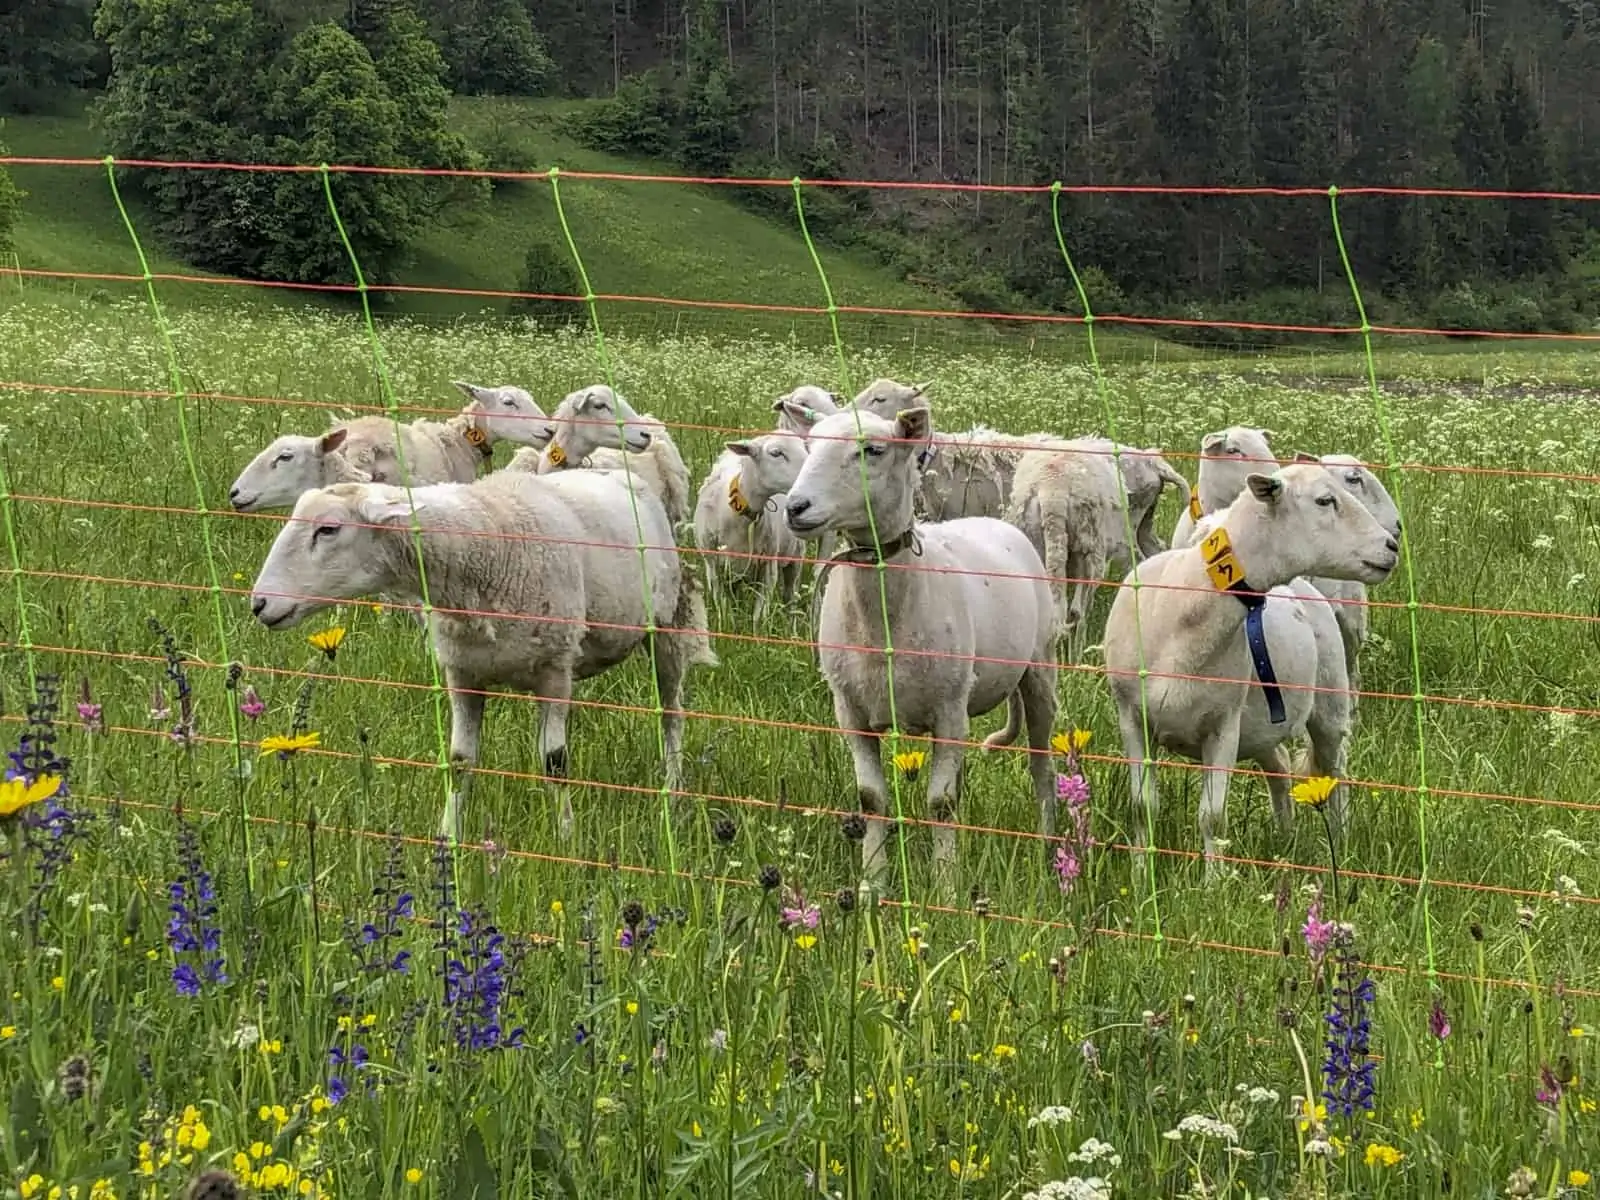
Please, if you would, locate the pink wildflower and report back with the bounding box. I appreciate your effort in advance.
[1057,772,1090,806]
[1302,896,1337,971]
[76,677,104,735]
[1536,1064,1563,1108]
[1053,843,1081,890]
[1429,996,1451,1041]
[239,685,265,721]
[779,902,821,931]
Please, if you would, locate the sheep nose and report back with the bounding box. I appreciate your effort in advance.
[1384,536,1399,555]
[786,497,811,522]
[250,597,267,619]
[229,486,241,502]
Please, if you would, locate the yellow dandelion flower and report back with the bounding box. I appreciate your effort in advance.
[259,732,321,758]
[691,1122,702,1138]
[949,1008,963,1023]
[20,1176,44,1200]
[892,750,925,779]
[1574,1026,1589,1038]
[1,1025,15,1039]
[50,975,64,992]
[0,774,62,819]
[307,626,346,660]
[1583,1096,1598,1114]
[549,900,564,916]
[1364,1143,1404,1168]
[1290,776,1337,809]
[625,1001,639,1015]
[404,1168,423,1185]
[1050,729,1092,756]
[1297,1099,1327,1132]
[992,1044,1016,1061]
[259,1038,283,1055]
[1570,1170,1592,1188]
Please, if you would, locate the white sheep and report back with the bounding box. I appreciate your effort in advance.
[1103,463,1400,873]
[771,385,842,436]
[782,405,1059,886]
[228,381,555,513]
[1293,452,1403,709]
[513,384,692,529]
[1003,436,1125,661]
[1074,438,1190,563]
[916,425,1029,521]
[1168,426,1277,550]
[692,432,809,623]
[776,378,935,466]
[248,468,715,839]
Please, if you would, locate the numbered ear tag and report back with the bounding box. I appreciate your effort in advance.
[463,425,491,455]
[1200,527,1242,592]
[547,443,567,467]
[727,475,750,515]
[1188,487,1203,520]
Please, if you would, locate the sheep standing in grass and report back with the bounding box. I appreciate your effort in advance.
[228,381,555,513]
[1294,452,1403,709]
[692,432,809,623]
[513,384,692,528]
[1168,426,1277,549]
[1104,463,1399,875]
[1003,436,1125,661]
[248,468,714,839]
[916,426,1032,521]
[782,405,1059,887]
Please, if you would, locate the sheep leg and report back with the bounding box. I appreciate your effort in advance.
[1258,744,1295,835]
[837,698,891,886]
[1339,607,1366,716]
[752,553,775,626]
[440,677,486,842]
[648,630,688,795]
[1018,666,1060,840]
[1306,719,1351,844]
[1198,715,1243,880]
[927,707,970,886]
[533,672,576,841]
[1116,701,1159,886]
[981,692,1023,751]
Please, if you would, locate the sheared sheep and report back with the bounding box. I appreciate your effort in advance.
[1003,436,1125,661]
[776,378,935,468]
[1104,463,1399,875]
[514,384,692,528]
[1293,452,1404,710]
[229,381,555,513]
[1168,425,1277,550]
[692,432,809,623]
[916,425,1032,521]
[1074,438,1190,564]
[247,468,715,839]
[771,385,842,436]
[782,405,1058,888]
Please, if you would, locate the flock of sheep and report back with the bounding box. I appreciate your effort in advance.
[235,377,1403,887]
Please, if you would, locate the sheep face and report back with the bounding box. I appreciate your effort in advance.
[550,385,652,460]
[1199,425,1275,470]
[249,483,418,629]
[452,381,556,448]
[784,407,929,540]
[1316,453,1402,542]
[771,385,841,436]
[726,432,808,507]
[1246,463,1399,586]
[229,429,363,513]
[849,378,930,420]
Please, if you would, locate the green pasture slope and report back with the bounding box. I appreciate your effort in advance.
[3,102,1600,1200]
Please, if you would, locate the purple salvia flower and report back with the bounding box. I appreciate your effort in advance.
[165,819,227,997]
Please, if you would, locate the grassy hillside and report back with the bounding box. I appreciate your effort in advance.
[4,97,1108,350]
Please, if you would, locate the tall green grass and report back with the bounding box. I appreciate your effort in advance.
[1,290,1599,1198]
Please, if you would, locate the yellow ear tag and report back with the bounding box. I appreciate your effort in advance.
[547,443,567,467]
[727,474,750,515]
[1188,487,1203,521]
[1199,526,1243,593]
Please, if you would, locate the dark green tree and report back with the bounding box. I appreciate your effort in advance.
[678,0,751,175]
[0,0,101,112]
[422,0,553,95]
[0,140,21,254]
[1497,57,1559,276]
[1449,44,1507,278]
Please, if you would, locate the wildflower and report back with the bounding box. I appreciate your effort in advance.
[1537,1064,1564,1108]
[1322,932,1377,1119]
[442,906,525,1051]
[779,894,821,931]
[1172,1115,1239,1143]
[992,1044,1017,1061]
[1505,1165,1537,1197]
[549,900,563,916]
[758,864,782,890]
[166,819,227,997]
[0,774,61,819]
[1365,1142,1404,1167]
[948,1148,990,1182]
[892,749,925,779]
[149,684,171,723]
[1024,1181,1112,1200]
[1291,776,1337,809]
[57,1053,91,1102]
[1027,1105,1073,1129]
[794,934,817,950]
[1429,996,1451,1041]
[258,732,321,759]
[1302,893,1337,974]
[405,1169,423,1185]
[350,840,414,975]
[238,686,265,722]
[1,1026,15,1039]
[1569,1169,1591,1188]
[75,678,104,735]
[708,1028,727,1052]
[308,627,346,660]
[1296,1098,1328,1133]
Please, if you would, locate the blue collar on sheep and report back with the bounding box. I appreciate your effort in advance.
[1198,526,1287,725]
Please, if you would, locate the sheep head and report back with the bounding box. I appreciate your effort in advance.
[452,380,556,448]
[726,431,809,509]
[784,406,930,542]
[250,482,428,629]
[1315,453,1402,542]
[1235,463,1398,588]
[229,428,370,513]
[547,384,652,463]
[1199,425,1276,469]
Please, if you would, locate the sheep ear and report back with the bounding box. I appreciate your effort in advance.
[1245,473,1282,503]
[726,440,755,458]
[357,493,424,526]
[1200,431,1226,453]
[1291,450,1320,464]
[778,400,820,430]
[908,381,932,400]
[768,396,787,413]
[452,380,485,402]
[826,391,843,407]
[895,406,932,447]
[319,428,349,456]
[1258,427,1275,441]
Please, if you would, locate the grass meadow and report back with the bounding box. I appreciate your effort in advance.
[1,285,1600,1200]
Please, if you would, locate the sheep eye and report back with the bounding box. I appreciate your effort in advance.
[1346,473,1363,487]
[502,398,518,408]
[274,452,293,465]
[862,443,887,459]
[1315,495,1337,509]
[769,448,785,459]
[311,523,340,544]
